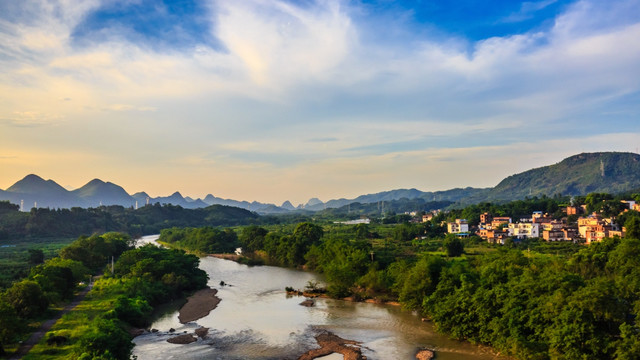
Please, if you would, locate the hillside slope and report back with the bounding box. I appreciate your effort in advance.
[485,152,640,201]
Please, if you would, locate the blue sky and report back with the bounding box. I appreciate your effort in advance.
[1,0,640,205]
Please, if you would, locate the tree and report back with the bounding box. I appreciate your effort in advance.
[28,249,44,265]
[30,264,76,301]
[4,280,49,318]
[288,223,324,266]
[398,256,446,310]
[0,298,23,356]
[624,216,640,240]
[78,318,133,360]
[443,235,464,257]
[239,225,268,252]
[354,223,369,240]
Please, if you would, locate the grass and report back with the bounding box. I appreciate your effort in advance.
[0,236,75,288]
[22,279,119,360]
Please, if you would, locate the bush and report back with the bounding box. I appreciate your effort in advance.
[78,318,132,360]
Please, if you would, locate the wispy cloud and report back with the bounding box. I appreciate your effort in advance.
[501,0,559,23]
[102,104,157,112]
[0,0,639,202]
[0,111,64,127]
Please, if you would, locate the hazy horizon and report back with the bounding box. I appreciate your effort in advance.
[2,0,639,205]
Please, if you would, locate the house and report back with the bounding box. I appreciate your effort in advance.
[543,228,565,241]
[532,212,554,224]
[507,222,540,239]
[565,205,587,215]
[491,217,512,229]
[480,213,512,228]
[447,219,469,235]
[621,200,636,210]
[477,213,511,241]
[422,213,434,222]
[478,228,509,244]
[480,212,493,225]
[577,213,623,243]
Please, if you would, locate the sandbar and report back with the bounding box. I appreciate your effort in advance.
[178,288,221,323]
[298,332,365,360]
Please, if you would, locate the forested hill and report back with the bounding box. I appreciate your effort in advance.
[474,152,640,202]
[0,201,260,239]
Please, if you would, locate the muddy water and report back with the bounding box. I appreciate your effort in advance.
[133,236,505,360]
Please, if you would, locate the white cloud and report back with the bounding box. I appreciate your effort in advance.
[1,0,639,202]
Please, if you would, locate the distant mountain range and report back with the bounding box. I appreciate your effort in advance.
[2,152,639,213]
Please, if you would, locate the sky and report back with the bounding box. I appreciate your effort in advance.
[1,0,640,206]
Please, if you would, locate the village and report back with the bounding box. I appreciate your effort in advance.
[442,200,640,244]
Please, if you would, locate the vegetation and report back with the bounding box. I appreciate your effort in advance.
[158,192,640,360]
[0,201,259,241]
[7,236,207,360]
[0,200,260,289]
[159,226,239,254]
[0,233,132,357]
[3,190,640,359]
[0,236,75,289]
[484,152,640,203]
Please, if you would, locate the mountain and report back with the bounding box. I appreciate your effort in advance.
[477,152,640,202]
[302,187,489,211]
[281,200,296,211]
[132,192,151,207]
[72,179,135,207]
[153,192,192,208]
[7,174,69,196]
[4,174,79,209]
[2,152,639,213]
[201,194,285,213]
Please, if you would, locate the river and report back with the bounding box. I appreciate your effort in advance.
[133,235,505,360]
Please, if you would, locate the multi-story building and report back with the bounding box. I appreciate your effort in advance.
[507,222,540,239]
[577,213,623,243]
[477,213,512,241]
[447,219,469,235]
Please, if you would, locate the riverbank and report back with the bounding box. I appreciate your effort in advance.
[178,287,221,323]
[286,289,401,307]
[209,253,241,261]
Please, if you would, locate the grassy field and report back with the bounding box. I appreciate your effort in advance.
[22,279,119,360]
[0,236,75,288]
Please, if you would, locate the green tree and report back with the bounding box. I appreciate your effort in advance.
[443,234,464,257]
[624,216,640,240]
[398,256,446,310]
[4,280,49,318]
[354,223,370,240]
[30,264,76,301]
[78,318,133,360]
[28,249,44,265]
[0,298,23,356]
[239,225,268,252]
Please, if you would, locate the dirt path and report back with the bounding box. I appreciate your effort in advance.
[9,280,96,360]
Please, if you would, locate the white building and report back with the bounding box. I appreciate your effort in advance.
[507,222,540,239]
[447,219,469,234]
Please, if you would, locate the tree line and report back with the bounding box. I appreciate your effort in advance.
[0,201,259,240]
